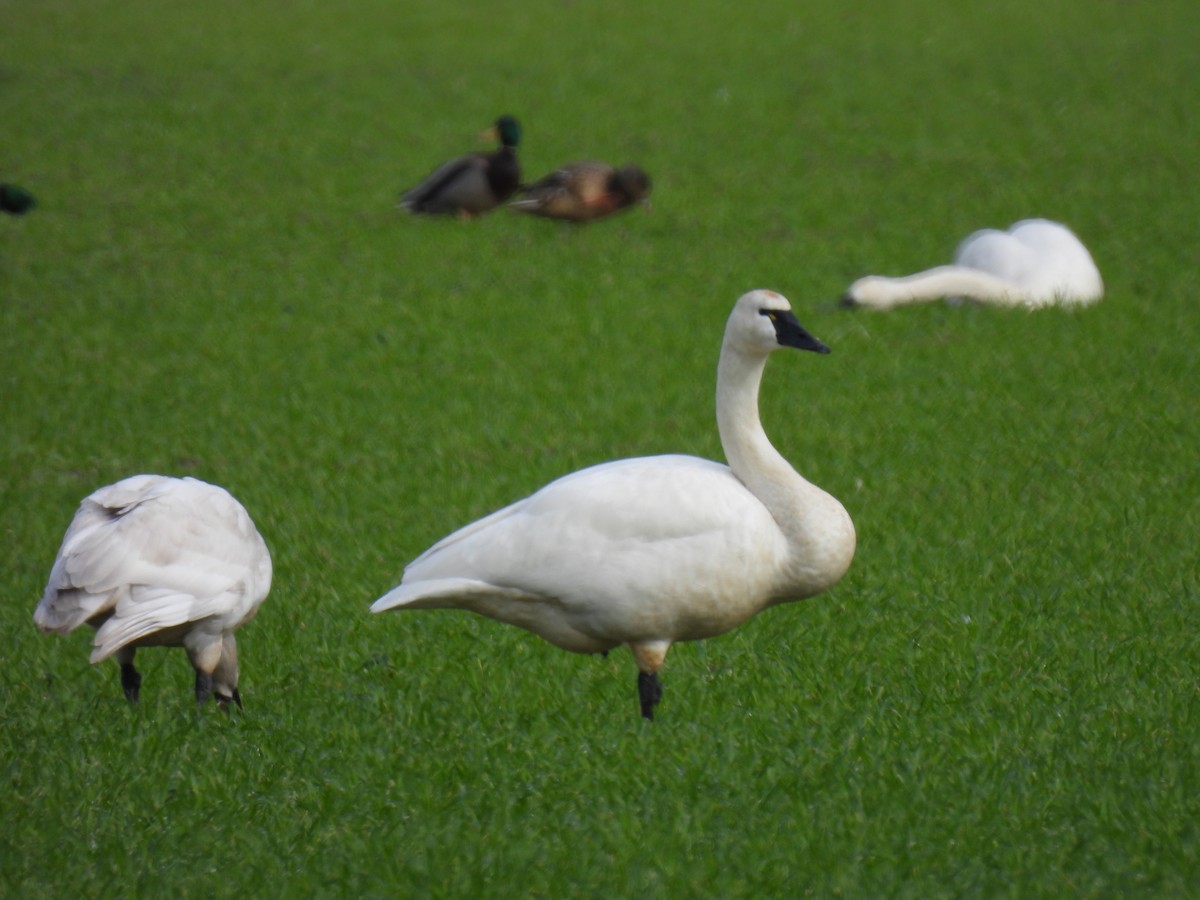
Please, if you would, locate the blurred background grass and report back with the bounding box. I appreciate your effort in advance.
[2,0,1198,895]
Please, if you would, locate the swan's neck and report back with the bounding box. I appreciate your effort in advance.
[851,266,1027,309]
[715,348,799,503]
[715,345,854,595]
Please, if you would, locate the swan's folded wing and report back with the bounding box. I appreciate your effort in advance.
[88,558,262,661]
[1009,220,1104,301]
[371,577,544,612]
[395,455,782,605]
[34,479,171,632]
[33,585,113,634]
[406,498,526,565]
[955,229,1036,284]
[35,476,269,640]
[89,586,196,661]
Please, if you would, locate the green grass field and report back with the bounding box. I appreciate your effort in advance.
[3,0,1198,895]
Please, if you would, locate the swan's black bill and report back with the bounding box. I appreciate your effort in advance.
[761,308,831,354]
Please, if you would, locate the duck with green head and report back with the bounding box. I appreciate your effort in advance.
[510,161,651,222]
[398,116,522,218]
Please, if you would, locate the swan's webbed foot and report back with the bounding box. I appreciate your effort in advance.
[638,671,663,720]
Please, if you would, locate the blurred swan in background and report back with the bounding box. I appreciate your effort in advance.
[843,219,1102,310]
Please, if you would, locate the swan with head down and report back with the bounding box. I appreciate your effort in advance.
[34,475,272,707]
[843,219,1103,310]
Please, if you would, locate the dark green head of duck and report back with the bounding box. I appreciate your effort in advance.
[494,115,521,148]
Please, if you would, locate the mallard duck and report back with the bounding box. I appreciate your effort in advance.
[372,290,854,721]
[34,475,273,707]
[398,116,522,218]
[510,161,651,222]
[1,183,35,215]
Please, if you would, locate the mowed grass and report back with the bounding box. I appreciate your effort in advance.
[2,0,1198,895]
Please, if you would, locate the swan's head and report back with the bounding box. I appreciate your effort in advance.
[212,634,243,709]
[728,290,830,357]
[840,276,902,310]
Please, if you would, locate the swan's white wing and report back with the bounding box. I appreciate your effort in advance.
[404,456,778,582]
[35,476,272,658]
[1009,219,1103,302]
[405,496,529,567]
[954,228,1038,285]
[89,587,207,662]
[954,220,1102,304]
[35,475,176,632]
[376,455,787,642]
[88,579,266,662]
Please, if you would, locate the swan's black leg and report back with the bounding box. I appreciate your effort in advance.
[120,662,142,703]
[638,671,663,720]
[195,670,214,705]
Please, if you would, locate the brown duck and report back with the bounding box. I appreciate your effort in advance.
[510,161,651,222]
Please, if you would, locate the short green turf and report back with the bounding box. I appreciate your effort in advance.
[2,0,1198,896]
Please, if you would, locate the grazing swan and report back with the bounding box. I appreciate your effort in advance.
[510,161,652,222]
[34,475,272,707]
[842,219,1103,310]
[372,290,855,720]
[398,115,522,218]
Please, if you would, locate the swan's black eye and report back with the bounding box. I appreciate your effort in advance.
[759,309,778,321]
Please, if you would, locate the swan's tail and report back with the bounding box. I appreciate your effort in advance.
[370,578,524,613]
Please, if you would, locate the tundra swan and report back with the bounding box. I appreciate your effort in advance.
[372,290,855,720]
[842,219,1102,310]
[34,475,272,706]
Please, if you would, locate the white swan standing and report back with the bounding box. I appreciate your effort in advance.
[372,290,856,720]
[842,219,1103,310]
[34,475,273,707]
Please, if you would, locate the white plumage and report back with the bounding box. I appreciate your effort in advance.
[843,219,1103,310]
[372,289,856,719]
[34,474,272,706]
